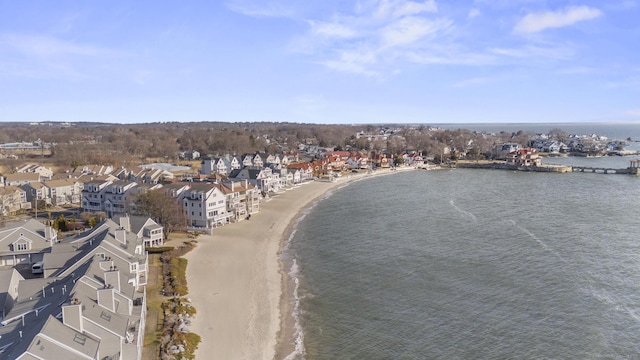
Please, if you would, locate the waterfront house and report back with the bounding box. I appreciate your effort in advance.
[404,153,425,168]
[180,184,231,229]
[497,143,523,159]
[228,166,275,193]
[506,148,542,167]
[115,215,164,247]
[286,163,314,182]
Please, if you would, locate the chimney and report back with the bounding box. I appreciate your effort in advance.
[97,288,115,311]
[115,228,126,245]
[243,179,248,188]
[44,225,54,242]
[119,216,131,232]
[99,258,114,271]
[62,301,83,332]
[230,181,235,191]
[104,269,121,292]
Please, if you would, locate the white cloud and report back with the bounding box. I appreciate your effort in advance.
[514,6,602,34]
[491,45,573,60]
[310,21,358,39]
[468,9,481,19]
[226,1,294,18]
[627,109,640,116]
[380,17,451,47]
[319,59,380,77]
[0,33,117,57]
[375,0,438,19]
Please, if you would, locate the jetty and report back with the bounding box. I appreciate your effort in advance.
[455,161,572,173]
[456,159,640,175]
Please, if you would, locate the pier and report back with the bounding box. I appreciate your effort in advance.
[571,166,631,174]
[572,159,640,175]
[456,159,640,175]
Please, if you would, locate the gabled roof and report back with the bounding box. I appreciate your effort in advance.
[24,315,100,360]
[0,219,55,254]
[4,173,40,182]
[44,179,78,188]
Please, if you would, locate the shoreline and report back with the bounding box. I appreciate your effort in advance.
[184,168,412,359]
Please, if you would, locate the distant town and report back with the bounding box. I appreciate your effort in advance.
[0,121,637,359]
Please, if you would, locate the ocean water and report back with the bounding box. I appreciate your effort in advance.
[284,128,640,359]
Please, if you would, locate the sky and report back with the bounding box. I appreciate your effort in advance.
[0,0,639,124]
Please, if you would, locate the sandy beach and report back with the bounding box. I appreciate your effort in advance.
[185,170,403,359]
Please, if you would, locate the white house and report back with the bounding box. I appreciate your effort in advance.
[180,184,232,229]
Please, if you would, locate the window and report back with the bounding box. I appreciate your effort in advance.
[73,334,87,345]
[100,311,111,321]
[16,243,28,251]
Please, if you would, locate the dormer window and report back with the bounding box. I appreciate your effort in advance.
[16,243,28,251]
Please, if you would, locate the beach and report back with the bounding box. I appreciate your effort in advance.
[184,173,368,359]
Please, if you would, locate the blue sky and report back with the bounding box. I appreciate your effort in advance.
[1,0,639,124]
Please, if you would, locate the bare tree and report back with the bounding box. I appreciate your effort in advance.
[134,189,187,239]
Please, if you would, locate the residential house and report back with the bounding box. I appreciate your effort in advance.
[325,151,351,162]
[506,148,542,167]
[280,152,297,165]
[240,154,254,168]
[252,153,264,168]
[223,180,261,216]
[3,172,41,187]
[497,143,522,159]
[0,268,23,321]
[371,154,391,168]
[127,167,174,184]
[404,153,425,167]
[228,167,275,193]
[179,150,200,160]
[81,178,113,213]
[229,155,243,171]
[200,157,231,176]
[115,215,164,248]
[79,164,114,176]
[346,154,369,169]
[21,182,50,205]
[0,186,31,216]
[44,179,83,205]
[286,163,315,182]
[111,167,130,180]
[180,184,232,229]
[326,154,347,173]
[0,218,57,266]
[103,181,138,218]
[265,154,280,166]
[0,216,149,359]
[16,164,53,180]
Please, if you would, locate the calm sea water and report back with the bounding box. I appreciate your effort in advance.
[284,123,640,360]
